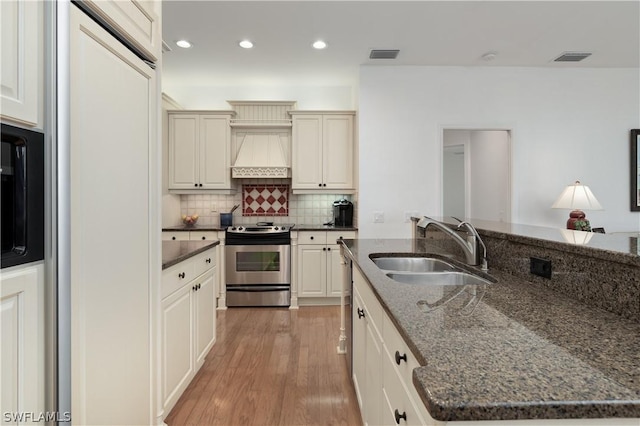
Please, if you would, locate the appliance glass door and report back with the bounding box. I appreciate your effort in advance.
[226,245,290,285]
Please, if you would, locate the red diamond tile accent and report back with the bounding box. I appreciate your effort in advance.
[267,195,276,204]
[242,184,289,216]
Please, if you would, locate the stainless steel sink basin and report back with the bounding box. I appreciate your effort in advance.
[386,271,492,286]
[372,257,457,272]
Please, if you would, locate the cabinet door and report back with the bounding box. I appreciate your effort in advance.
[1,265,42,419]
[292,115,323,189]
[351,288,367,411]
[323,115,354,189]
[169,114,199,189]
[70,6,155,424]
[200,115,231,189]
[161,285,194,412]
[364,316,384,426]
[0,0,40,127]
[327,244,344,297]
[194,269,216,367]
[298,245,327,296]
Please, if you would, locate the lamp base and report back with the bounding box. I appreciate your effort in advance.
[566,209,591,231]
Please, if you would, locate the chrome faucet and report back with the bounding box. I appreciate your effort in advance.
[417,217,488,271]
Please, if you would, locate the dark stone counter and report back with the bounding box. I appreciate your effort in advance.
[162,240,220,270]
[295,224,358,232]
[341,238,640,422]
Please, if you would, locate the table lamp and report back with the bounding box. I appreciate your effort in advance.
[551,181,603,230]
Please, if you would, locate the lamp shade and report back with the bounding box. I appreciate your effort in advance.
[551,181,603,210]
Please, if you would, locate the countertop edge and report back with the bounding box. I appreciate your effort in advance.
[162,240,220,270]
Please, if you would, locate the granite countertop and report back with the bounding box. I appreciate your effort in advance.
[162,240,220,270]
[162,225,225,232]
[295,224,358,231]
[341,238,640,422]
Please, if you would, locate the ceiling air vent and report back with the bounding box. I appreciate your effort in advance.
[370,49,400,59]
[553,52,592,62]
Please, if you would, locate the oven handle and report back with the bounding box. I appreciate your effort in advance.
[226,285,290,292]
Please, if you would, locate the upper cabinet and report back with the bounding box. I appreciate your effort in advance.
[76,0,161,62]
[1,0,42,127]
[290,111,355,193]
[168,111,236,192]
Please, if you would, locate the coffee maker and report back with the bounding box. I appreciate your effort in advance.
[333,199,354,227]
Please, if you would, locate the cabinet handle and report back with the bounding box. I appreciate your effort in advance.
[318,183,322,187]
[206,258,211,264]
[172,236,176,240]
[197,283,201,290]
[194,183,198,187]
[323,183,326,187]
[178,272,185,279]
[357,308,365,319]
[310,236,314,240]
[394,409,407,424]
[395,351,407,365]
[327,247,331,251]
[202,236,206,240]
[323,247,326,251]
[193,285,197,291]
[199,183,203,187]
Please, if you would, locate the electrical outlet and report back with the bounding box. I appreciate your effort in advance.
[530,257,552,279]
[373,211,385,223]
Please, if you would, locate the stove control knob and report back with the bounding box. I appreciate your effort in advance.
[238,226,244,231]
[281,226,286,231]
[231,226,237,231]
[274,226,279,231]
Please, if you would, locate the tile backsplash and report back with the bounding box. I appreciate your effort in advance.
[179,180,356,227]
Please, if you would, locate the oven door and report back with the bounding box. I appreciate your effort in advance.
[225,244,290,285]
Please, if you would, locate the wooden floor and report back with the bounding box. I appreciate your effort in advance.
[165,306,363,426]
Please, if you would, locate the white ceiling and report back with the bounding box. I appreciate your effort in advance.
[161,1,640,90]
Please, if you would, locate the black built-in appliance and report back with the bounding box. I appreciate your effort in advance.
[225,223,294,307]
[1,123,45,268]
[333,198,353,227]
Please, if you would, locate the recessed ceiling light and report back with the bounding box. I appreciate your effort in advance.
[239,40,254,49]
[175,40,192,49]
[312,40,327,50]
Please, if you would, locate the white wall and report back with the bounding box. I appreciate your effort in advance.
[359,66,640,238]
[161,85,357,110]
[469,130,510,222]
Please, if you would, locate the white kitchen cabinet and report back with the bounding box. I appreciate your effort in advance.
[298,231,356,302]
[0,264,44,422]
[162,230,219,241]
[77,0,161,62]
[168,112,235,192]
[1,0,41,127]
[352,267,384,426]
[161,247,217,418]
[69,5,159,425]
[290,112,355,192]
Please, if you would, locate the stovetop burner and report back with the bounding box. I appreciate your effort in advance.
[226,223,295,234]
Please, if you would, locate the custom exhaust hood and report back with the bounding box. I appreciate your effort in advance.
[229,101,295,179]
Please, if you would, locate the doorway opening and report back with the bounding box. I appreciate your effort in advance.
[442,129,511,222]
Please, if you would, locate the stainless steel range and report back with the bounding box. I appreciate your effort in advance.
[225,223,293,307]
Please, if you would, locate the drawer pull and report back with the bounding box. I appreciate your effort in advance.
[172,236,176,240]
[395,351,407,365]
[206,258,211,264]
[327,247,331,251]
[310,236,314,240]
[394,409,407,424]
[202,236,206,240]
[178,272,185,279]
[357,308,365,319]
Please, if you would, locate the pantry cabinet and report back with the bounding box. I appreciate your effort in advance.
[168,112,235,192]
[298,231,356,303]
[161,247,217,418]
[290,112,355,192]
[0,0,41,127]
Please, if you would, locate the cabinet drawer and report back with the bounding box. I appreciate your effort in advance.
[189,231,218,241]
[193,248,216,278]
[382,350,426,426]
[162,260,195,299]
[383,314,422,388]
[327,230,356,242]
[298,232,327,245]
[162,231,189,241]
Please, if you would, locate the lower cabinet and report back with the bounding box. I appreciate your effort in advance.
[161,247,217,418]
[352,266,436,426]
[162,230,218,241]
[298,231,356,303]
[0,264,44,421]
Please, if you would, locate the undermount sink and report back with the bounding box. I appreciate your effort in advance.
[386,271,493,286]
[371,256,457,272]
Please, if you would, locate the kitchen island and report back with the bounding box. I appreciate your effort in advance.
[340,236,640,424]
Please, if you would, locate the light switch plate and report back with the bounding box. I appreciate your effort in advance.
[373,211,385,223]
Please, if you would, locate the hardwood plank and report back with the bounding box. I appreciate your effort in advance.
[164,306,362,426]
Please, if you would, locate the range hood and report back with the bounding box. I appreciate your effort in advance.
[232,133,289,178]
[229,101,295,179]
